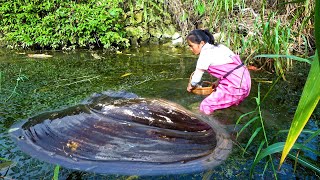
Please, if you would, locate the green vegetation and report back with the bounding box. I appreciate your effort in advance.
[233,0,319,178]
[201,1,314,73]
[0,0,316,73]
[0,0,129,49]
[0,0,319,179]
[53,165,60,180]
[279,0,319,172]
[0,0,174,50]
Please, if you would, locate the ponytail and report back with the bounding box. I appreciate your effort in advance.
[202,29,215,45]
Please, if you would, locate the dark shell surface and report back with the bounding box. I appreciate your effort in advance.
[10,91,232,175]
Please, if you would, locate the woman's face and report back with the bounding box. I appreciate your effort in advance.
[187,40,205,55]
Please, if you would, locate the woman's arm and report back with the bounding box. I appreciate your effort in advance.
[187,69,205,92]
[190,69,205,86]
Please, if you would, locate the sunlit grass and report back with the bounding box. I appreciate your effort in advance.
[232,0,319,177]
[202,0,314,75]
[279,0,319,171]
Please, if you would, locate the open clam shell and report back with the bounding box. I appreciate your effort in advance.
[10,91,232,175]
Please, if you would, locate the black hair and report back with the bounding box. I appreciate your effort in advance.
[186,29,217,46]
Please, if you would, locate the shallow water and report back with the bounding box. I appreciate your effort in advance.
[0,46,318,179]
[10,91,233,176]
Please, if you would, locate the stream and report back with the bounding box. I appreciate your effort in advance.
[0,45,318,179]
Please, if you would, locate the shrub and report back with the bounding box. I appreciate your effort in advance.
[0,0,129,49]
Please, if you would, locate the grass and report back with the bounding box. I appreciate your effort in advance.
[190,0,316,75]
[231,0,319,177]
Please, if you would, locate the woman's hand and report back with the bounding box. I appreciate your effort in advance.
[187,83,194,92]
[212,79,220,90]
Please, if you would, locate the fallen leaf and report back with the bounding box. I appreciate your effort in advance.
[121,73,132,77]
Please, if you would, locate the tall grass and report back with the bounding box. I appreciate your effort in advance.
[234,0,319,177]
[193,0,315,74]
[279,9,319,169]
[236,68,320,178]
[235,83,277,178]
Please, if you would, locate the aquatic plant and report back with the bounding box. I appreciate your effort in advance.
[174,0,315,74]
[235,83,278,178]
[0,69,25,175]
[235,0,320,177]
[4,69,28,102]
[236,79,320,178]
[53,165,60,180]
[0,123,14,174]
[280,0,320,171]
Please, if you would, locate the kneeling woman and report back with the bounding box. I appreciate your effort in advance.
[187,29,251,115]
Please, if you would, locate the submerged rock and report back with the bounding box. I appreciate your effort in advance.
[9,91,232,176]
[27,54,53,58]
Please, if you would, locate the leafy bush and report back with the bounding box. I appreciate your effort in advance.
[0,0,129,49]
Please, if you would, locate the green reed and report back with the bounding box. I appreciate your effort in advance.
[279,0,319,172]
[234,0,320,177]
[201,0,314,75]
[236,75,320,177]
[4,68,28,102]
[53,165,60,180]
[235,83,278,178]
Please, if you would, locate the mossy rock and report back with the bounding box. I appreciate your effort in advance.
[134,12,143,24]
[140,33,151,45]
[149,28,162,39]
[160,24,177,39]
[125,26,145,38]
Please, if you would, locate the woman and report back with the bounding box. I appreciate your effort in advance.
[187,29,251,115]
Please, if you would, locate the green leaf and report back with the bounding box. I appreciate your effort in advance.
[254,54,312,64]
[237,116,259,138]
[251,142,317,175]
[253,140,266,162]
[315,0,320,62]
[287,153,320,174]
[235,110,256,125]
[53,165,60,180]
[243,127,262,156]
[301,129,320,146]
[279,52,320,167]
[0,161,13,169]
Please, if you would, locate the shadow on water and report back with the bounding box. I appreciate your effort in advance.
[0,45,318,179]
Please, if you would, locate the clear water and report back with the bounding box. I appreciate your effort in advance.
[0,45,318,179]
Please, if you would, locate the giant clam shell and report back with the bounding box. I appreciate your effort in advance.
[10,91,232,175]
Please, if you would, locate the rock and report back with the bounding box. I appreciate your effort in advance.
[172,32,181,40]
[172,37,183,46]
